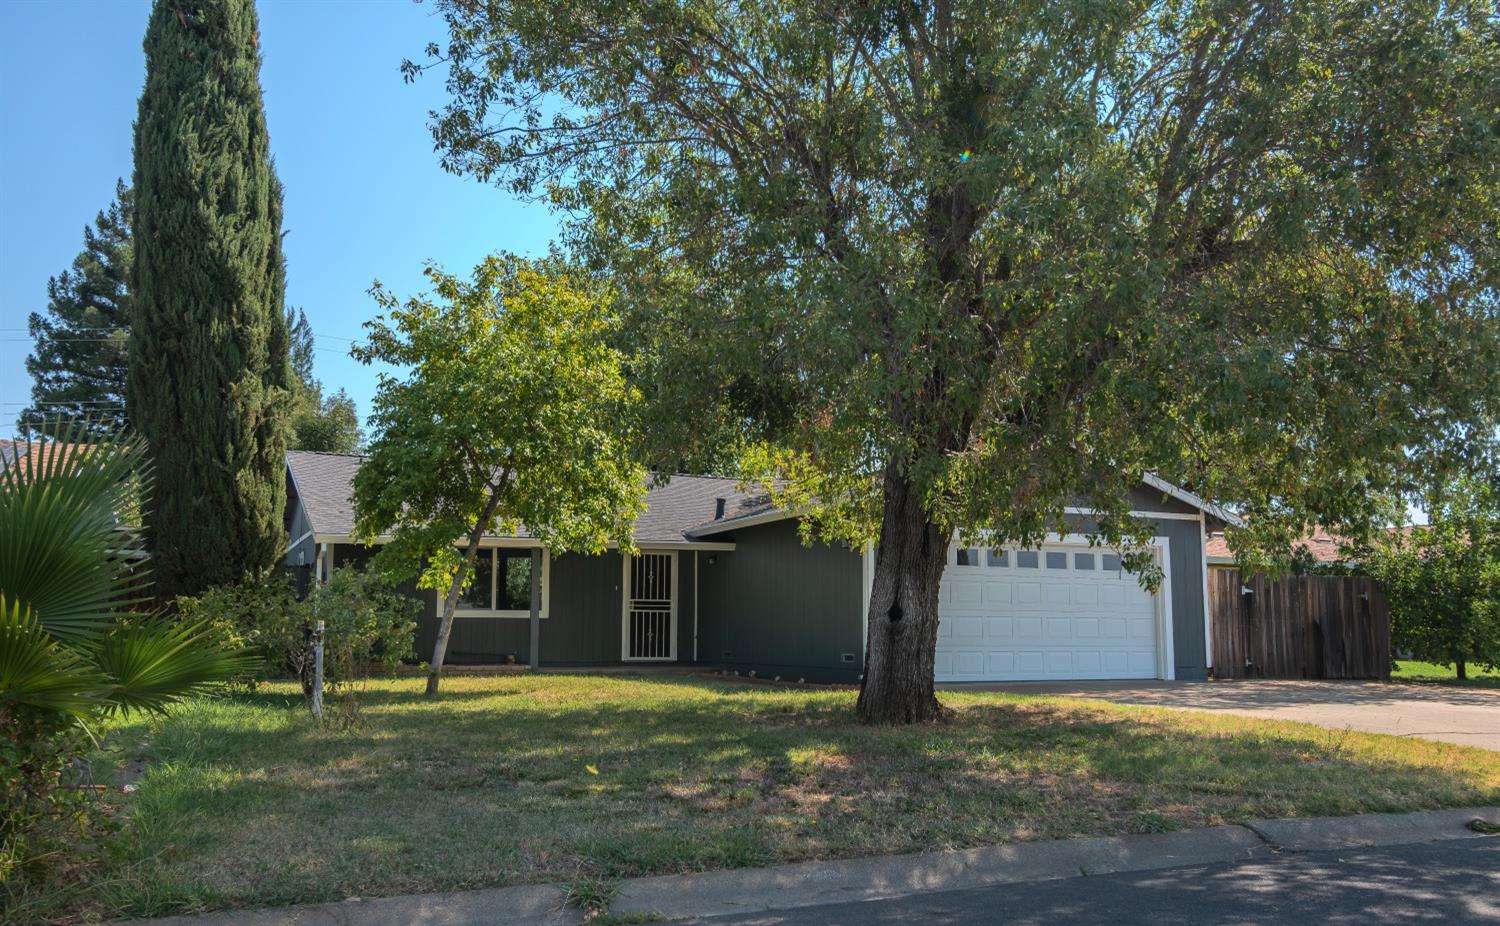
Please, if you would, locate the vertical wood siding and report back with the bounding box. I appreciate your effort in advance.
[1209,569,1391,679]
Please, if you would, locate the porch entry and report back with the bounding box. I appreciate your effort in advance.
[622,551,676,661]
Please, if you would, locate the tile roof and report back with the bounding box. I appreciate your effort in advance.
[285,450,770,544]
[1206,524,1351,564]
[0,440,95,480]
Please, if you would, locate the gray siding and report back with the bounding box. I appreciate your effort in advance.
[696,519,864,681]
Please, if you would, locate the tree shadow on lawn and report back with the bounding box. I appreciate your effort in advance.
[91,675,1500,920]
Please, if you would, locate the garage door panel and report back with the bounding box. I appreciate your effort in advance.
[982,583,1012,605]
[937,543,1161,682]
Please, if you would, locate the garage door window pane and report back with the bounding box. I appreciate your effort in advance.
[1075,552,1095,570]
[1016,550,1039,568]
[987,549,1008,567]
[1101,553,1121,571]
[956,547,981,566]
[1045,551,1068,569]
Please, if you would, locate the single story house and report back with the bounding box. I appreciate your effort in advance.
[284,450,1236,683]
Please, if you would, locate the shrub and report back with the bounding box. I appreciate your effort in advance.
[176,567,419,699]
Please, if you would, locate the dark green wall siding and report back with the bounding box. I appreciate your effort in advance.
[696,519,864,680]
[406,549,699,665]
[313,511,1206,680]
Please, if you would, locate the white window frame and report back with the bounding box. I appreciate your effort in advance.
[454,546,550,619]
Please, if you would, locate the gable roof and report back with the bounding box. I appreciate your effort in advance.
[284,450,767,545]
[287,451,1238,548]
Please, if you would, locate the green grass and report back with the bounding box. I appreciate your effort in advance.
[1392,660,1500,688]
[34,674,1500,923]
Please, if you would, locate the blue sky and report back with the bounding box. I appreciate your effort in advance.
[0,0,559,440]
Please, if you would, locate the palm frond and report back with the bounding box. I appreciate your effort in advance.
[0,419,152,640]
[90,620,257,715]
[0,596,110,720]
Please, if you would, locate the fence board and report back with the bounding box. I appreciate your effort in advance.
[1209,569,1389,680]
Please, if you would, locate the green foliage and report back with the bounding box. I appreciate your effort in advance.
[18,181,132,438]
[352,255,645,685]
[128,0,292,601]
[176,568,418,699]
[286,307,364,454]
[1363,482,1500,678]
[0,423,249,909]
[412,0,1500,552]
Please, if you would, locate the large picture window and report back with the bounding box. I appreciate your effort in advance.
[456,548,547,617]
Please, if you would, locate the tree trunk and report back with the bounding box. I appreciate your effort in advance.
[426,487,505,696]
[1456,659,1467,681]
[857,466,950,724]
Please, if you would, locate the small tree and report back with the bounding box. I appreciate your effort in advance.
[1364,482,1500,680]
[352,255,646,695]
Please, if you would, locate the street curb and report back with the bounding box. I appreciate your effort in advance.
[611,825,1265,920]
[1241,806,1500,852]
[117,883,571,926]
[118,806,1499,926]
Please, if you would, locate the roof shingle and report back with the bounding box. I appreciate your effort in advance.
[285,450,768,544]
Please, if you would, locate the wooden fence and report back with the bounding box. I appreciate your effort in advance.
[1209,569,1390,680]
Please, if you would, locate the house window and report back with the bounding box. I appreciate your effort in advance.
[1045,551,1069,569]
[1016,550,1039,568]
[457,548,544,616]
[1101,553,1122,571]
[987,549,1008,567]
[1075,552,1096,570]
[956,547,982,566]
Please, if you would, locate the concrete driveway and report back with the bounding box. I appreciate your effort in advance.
[951,680,1500,751]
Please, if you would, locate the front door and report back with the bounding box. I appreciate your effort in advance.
[622,552,676,661]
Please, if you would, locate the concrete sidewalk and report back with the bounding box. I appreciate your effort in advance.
[122,807,1500,926]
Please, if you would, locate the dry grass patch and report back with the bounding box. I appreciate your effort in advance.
[28,673,1500,924]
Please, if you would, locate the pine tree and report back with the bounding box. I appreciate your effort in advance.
[284,306,363,453]
[129,0,291,600]
[20,182,133,438]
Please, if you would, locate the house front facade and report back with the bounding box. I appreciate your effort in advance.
[284,451,1233,683]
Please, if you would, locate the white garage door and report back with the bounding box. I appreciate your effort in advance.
[935,543,1163,682]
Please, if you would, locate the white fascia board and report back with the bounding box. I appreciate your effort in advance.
[1141,473,1244,527]
[684,508,798,538]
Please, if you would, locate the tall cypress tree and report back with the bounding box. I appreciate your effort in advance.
[20,181,133,438]
[129,0,290,600]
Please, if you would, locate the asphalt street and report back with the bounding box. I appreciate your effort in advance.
[683,837,1500,925]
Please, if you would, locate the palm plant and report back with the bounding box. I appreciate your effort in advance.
[0,421,250,892]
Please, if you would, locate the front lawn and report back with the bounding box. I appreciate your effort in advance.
[1393,660,1500,688]
[45,674,1500,922]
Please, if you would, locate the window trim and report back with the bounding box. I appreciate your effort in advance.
[453,546,550,619]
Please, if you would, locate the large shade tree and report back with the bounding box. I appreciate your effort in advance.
[129,0,292,600]
[412,0,1500,721]
[352,255,646,695]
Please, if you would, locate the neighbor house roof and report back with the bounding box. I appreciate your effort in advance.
[1206,524,1351,566]
[285,450,769,546]
[0,439,93,480]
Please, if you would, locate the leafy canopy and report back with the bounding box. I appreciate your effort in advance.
[352,255,646,592]
[1361,480,1500,675]
[412,0,1500,552]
